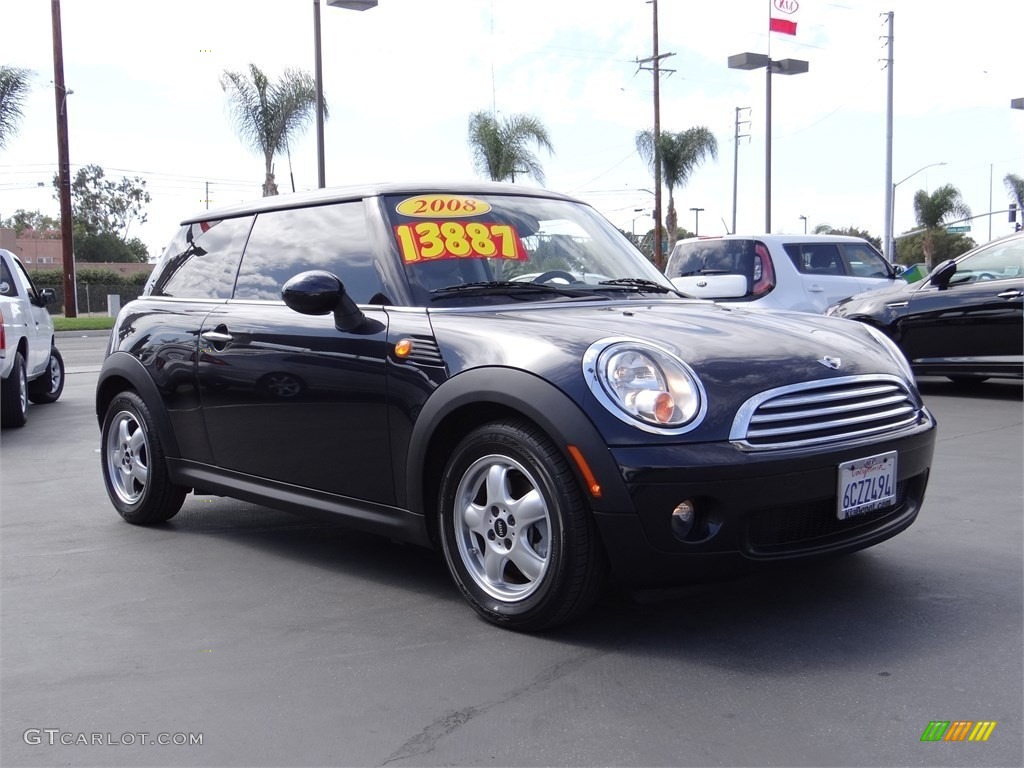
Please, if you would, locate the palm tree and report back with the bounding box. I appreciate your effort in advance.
[467,111,554,185]
[912,184,971,268]
[0,66,33,151]
[220,64,321,196]
[1005,173,1024,218]
[636,127,719,254]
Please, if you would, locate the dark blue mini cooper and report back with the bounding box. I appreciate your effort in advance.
[97,182,936,630]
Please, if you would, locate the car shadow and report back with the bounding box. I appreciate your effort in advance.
[916,376,1023,401]
[151,495,1011,677]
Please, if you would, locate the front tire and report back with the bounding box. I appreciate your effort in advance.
[101,391,186,524]
[28,346,65,404]
[439,419,606,631]
[1,352,28,428]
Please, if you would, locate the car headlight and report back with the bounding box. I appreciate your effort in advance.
[863,324,914,381]
[583,339,706,434]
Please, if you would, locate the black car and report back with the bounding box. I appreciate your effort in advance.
[96,182,937,630]
[827,232,1023,383]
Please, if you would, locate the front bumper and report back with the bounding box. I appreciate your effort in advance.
[592,416,936,586]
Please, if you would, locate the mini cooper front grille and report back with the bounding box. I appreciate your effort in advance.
[730,375,922,450]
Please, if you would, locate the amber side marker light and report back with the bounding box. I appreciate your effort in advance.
[394,339,413,358]
[567,445,602,498]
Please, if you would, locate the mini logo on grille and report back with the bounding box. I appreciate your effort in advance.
[818,356,842,369]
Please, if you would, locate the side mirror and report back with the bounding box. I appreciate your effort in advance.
[928,259,957,289]
[282,270,366,332]
[893,264,907,277]
[39,288,57,306]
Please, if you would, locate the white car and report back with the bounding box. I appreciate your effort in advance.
[666,234,899,313]
[1,248,65,427]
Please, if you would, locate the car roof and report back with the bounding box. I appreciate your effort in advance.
[180,181,581,225]
[675,234,876,246]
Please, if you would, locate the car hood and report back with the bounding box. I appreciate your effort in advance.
[427,299,910,440]
[828,279,918,316]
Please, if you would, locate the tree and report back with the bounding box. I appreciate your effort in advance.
[467,111,554,185]
[636,127,718,260]
[49,164,152,263]
[811,224,881,251]
[74,232,149,263]
[0,65,32,151]
[220,64,320,197]
[912,184,971,269]
[57,164,151,238]
[894,231,975,266]
[1,209,60,237]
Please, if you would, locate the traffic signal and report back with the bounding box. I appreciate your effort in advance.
[1011,203,1021,232]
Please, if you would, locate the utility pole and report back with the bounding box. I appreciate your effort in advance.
[205,181,210,210]
[635,0,674,270]
[882,11,894,260]
[51,0,76,317]
[732,106,750,234]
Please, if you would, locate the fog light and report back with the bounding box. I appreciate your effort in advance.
[671,500,696,539]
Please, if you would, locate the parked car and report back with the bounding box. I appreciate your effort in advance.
[96,183,936,630]
[666,234,899,313]
[827,232,1024,382]
[0,248,65,427]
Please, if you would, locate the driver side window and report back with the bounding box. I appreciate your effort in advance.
[956,239,1024,283]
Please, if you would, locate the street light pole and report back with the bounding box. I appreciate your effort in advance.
[689,207,704,236]
[889,161,946,260]
[799,214,807,234]
[315,0,377,189]
[727,53,808,234]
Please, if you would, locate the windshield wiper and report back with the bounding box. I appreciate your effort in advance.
[595,278,688,297]
[430,281,596,299]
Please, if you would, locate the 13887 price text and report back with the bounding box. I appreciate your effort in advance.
[394,221,527,263]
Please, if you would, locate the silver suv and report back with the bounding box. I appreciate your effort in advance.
[667,234,898,313]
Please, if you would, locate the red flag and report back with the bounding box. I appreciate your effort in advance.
[770,0,799,36]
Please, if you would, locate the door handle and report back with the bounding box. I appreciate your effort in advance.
[201,331,233,344]
[996,289,1022,300]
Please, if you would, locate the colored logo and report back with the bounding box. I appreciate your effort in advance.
[920,721,997,742]
[773,0,798,14]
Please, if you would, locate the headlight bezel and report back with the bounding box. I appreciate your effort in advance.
[582,337,708,435]
[862,323,915,382]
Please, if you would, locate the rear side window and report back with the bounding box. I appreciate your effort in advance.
[0,256,19,297]
[234,201,383,303]
[842,243,891,278]
[784,243,844,276]
[666,239,756,278]
[147,217,254,298]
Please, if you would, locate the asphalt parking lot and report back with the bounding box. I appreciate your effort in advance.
[1,331,1021,767]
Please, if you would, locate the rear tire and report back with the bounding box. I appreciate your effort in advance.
[28,346,65,404]
[101,391,186,524]
[438,419,607,631]
[0,352,28,428]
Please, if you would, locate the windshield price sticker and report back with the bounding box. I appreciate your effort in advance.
[837,451,897,520]
[396,195,491,218]
[395,221,528,264]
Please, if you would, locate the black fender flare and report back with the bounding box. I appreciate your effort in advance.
[404,366,632,519]
[95,351,181,458]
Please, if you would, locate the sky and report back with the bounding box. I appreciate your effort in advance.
[2,0,1022,261]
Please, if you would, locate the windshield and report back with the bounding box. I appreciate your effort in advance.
[383,193,673,304]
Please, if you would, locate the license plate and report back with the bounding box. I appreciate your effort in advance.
[837,451,897,520]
